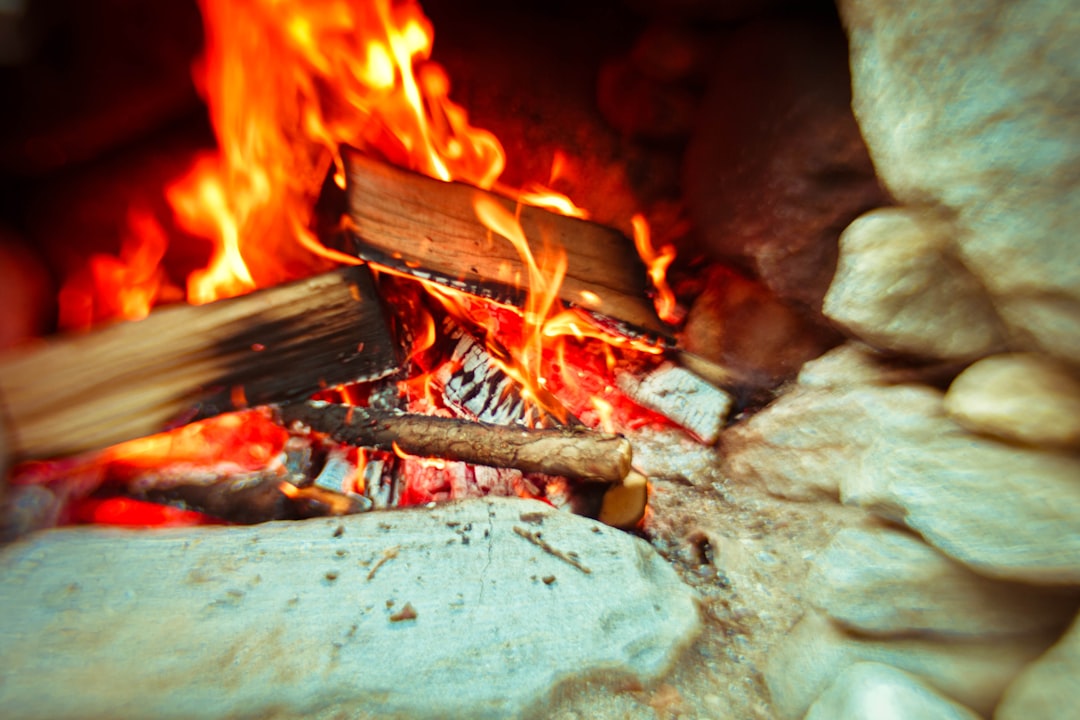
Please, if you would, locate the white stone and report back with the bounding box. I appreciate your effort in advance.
[805,662,982,720]
[997,612,1080,720]
[945,352,1080,450]
[807,526,1078,637]
[724,364,1080,582]
[824,208,1005,359]
[839,385,1080,584]
[764,611,1054,719]
[837,0,1080,362]
[795,342,889,390]
[0,498,700,720]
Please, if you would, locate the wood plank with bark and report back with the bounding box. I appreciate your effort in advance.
[276,401,632,483]
[0,267,397,462]
[343,147,671,340]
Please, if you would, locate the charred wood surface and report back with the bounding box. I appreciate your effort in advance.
[342,147,670,340]
[277,401,632,483]
[0,267,397,461]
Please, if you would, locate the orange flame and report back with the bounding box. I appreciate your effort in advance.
[631,213,679,324]
[44,0,684,525]
[57,209,177,331]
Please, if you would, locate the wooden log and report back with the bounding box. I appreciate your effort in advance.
[343,147,672,340]
[276,401,632,483]
[0,267,398,462]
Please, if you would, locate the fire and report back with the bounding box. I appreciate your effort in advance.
[41,0,685,524]
[631,214,679,325]
[57,209,178,331]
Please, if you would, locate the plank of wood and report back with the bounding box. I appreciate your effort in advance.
[0,267,397,461]
[343,147,671,340]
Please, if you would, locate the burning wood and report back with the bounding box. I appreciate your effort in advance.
[276,401,633,483]
[0,267,396,462]
[617,362,733,444]
[436,319,561,427]
[342,147,672,341]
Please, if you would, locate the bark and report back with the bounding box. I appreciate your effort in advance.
[276,401,632,483]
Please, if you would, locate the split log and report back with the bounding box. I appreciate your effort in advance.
[0,267,397,462]
[342,147,672,341]
[277,401,632,483]
[617,361,732,444]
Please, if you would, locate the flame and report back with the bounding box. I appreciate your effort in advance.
[57,209,178,331]
[392,441,446,470]
[630,214,679,324]
[590,397,616,433]
[44,0,687,526]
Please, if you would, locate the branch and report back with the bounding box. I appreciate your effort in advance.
[276,401,632,483]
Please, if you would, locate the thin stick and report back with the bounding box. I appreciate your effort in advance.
[366,546,400,581]
[512,526,591,574]
[276,401,632,483]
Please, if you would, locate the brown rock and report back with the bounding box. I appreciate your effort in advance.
[805,662,982,720]
[683,15,887,309]
[807,526,1079,638]
[765,610,1056,719]
[0,231,52,350]
[680,265,840,387]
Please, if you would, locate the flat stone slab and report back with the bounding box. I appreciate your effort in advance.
[0,498,700,719]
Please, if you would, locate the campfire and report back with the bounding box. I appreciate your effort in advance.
[0,0,728,533]
[2,0,1078,718]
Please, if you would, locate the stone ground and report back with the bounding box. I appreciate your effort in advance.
[541,427,866,719]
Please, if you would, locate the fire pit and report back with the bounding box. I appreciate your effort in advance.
[2,0,1079,718]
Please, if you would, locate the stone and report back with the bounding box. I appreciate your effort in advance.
[795,342,889,390]
[683,15,887,309]
[723,354,1080,582]
[764,611,1055,719]
[804,662,982,720]
[837,0,1080,363]
[806,526,1078,638]
[839,387,1080,585]
[944,353,1080,450]
[997,612,1080,720]
[0,498,700,720]
[721,346,903,501]
[823,207,1006,360]
[680,265,840,388]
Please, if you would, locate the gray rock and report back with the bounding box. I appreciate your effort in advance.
[837,0,1080,363]
[764,611,1055,719]
[945,353,1080,450]
[805,662,982,720]
[824,207,1006,360]
[0,498,700,720]
[997,612,1080,720]
[807,526,1078,637]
